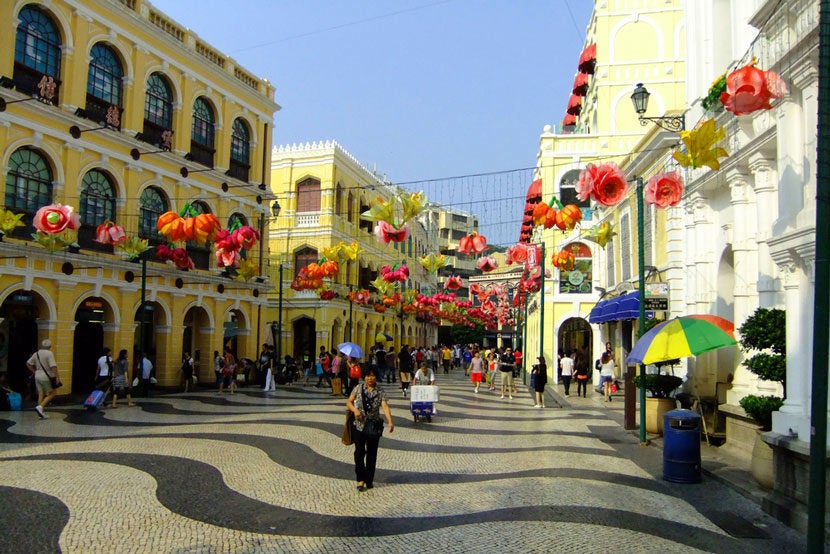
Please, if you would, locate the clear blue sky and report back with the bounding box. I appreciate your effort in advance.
[151,0,594,246]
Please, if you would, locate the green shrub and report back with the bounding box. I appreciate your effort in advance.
[632,374,683,398]
[739,395,784,431]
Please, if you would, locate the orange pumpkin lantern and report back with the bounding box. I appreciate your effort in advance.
[551,249,576,271]
[554,204,583,230]
[157,211,182,237]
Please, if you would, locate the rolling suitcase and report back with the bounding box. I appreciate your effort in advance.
[83,388,108,410]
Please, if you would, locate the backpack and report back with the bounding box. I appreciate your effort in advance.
[595,359,601,370]
[349,363,362,379]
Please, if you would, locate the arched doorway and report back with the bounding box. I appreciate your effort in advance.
[292,316,316,372]
[558,317,593,375]
[0,290,41,394]
[184,306,211,380]
[72,297,109,394]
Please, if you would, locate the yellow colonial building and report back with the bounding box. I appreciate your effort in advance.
[0,0,278,395]
[269,140,439,363]
[525,1,686,375]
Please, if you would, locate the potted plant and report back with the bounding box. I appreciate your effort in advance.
[737,307,785,488]
[632,362,683,435]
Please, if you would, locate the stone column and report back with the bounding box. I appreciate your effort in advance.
[770,261,811,439]
[691,193,715,312]
[724,169,757,402]
[683,198,698,315]
[727,168,759,324]
[748,153,782,307]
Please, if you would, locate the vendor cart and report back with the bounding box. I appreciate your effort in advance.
[410,384,439,422]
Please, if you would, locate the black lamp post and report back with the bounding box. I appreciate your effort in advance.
[630,83,685,132]
[269,200,283,367]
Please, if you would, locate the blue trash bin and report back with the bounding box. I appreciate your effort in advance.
[662,409,702,483]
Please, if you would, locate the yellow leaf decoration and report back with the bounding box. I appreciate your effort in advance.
[0,207,25,235]
[370,276,394,296]
[320,243,342,262]
[32,230,71,252]
[116,236,151,260]
[582,221,616,248]
[360,191,429,227]
[234,258,259,282]
[360,197,396,224]
[340,241,362,262]
[401,191,427,222]
[419,253,447,274]
[673,118,729,170]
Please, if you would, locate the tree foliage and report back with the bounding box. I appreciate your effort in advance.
[738,308,786,385]
[450,323,485,346]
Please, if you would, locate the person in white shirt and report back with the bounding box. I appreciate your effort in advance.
[139,352,154,397]
[599,351,617,402]
[26,339,60,419]
[413,364,435,385]
[560,351,575,397]
[96,347,113,388]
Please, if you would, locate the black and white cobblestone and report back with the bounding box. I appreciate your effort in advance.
[0,374,807,553]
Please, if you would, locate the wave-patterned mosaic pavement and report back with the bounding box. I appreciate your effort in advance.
[0,374,806,553]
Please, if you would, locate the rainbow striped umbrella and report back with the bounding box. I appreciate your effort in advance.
[627,315,737,365]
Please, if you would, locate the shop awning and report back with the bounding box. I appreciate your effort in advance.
[588,292,651,323]
[567,94,583,116]
[572,72,590,96]
[578,43,597,74]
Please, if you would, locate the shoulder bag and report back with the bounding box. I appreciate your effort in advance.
[342,409,355,445]
[36,353,61,389]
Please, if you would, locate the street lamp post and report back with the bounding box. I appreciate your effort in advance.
[636,177,647,445]
[630,83,685,132]
[277,261,284,368]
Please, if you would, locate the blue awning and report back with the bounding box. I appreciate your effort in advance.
[588,292,653,324]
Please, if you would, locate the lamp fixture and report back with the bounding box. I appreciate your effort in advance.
[0,95,38,112]
[630,83,685,132]
[271,200,281,218]
[69,124,108,139]
[131,147,169,161]
[180,166,214,178]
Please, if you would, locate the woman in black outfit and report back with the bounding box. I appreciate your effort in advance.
[346,367,394,491]
[532,356,548,408]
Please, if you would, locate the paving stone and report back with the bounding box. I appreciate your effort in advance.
[0,373,809,553]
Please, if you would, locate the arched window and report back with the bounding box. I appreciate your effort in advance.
[4,147,52,237]
[335,183,343,216]
[558,242,593,295]
[142,72,173,149]
[78,170,116,251]
[296,177,321,213]
[347,192,354,223]
[14,5,62,101]
[228,118,250,182]
[138,186,167,245]
[189,97,215,167]
[85,43,123,128]
[185,201,211,269]
[294,247,318,279]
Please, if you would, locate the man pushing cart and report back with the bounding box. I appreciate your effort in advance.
[411,364,438,422]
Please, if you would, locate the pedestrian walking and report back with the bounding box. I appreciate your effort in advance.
[347,356,362,395]
[499,348,516,399]
[315,347,333,388]
[487,352,498,391]
[346,367,394,492]
[575,356,589,397]
[211,349,221,389]
[138,351,153,397]
[95,347,113,389]
[468,350,485,393]
[560,350,574,397]
[532,357,548,408]
[181,351,194,392]
[26,339,61,419]
[110,349,136,408]
[441,345,452,374]
[219,347,236,395]
[599,351,617,402]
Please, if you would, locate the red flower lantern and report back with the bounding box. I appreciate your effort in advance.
[576,162,628,206]
[94,221,127,245]
[645,171,685,209]
[720,63,787,116]
[34,204,80,234]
